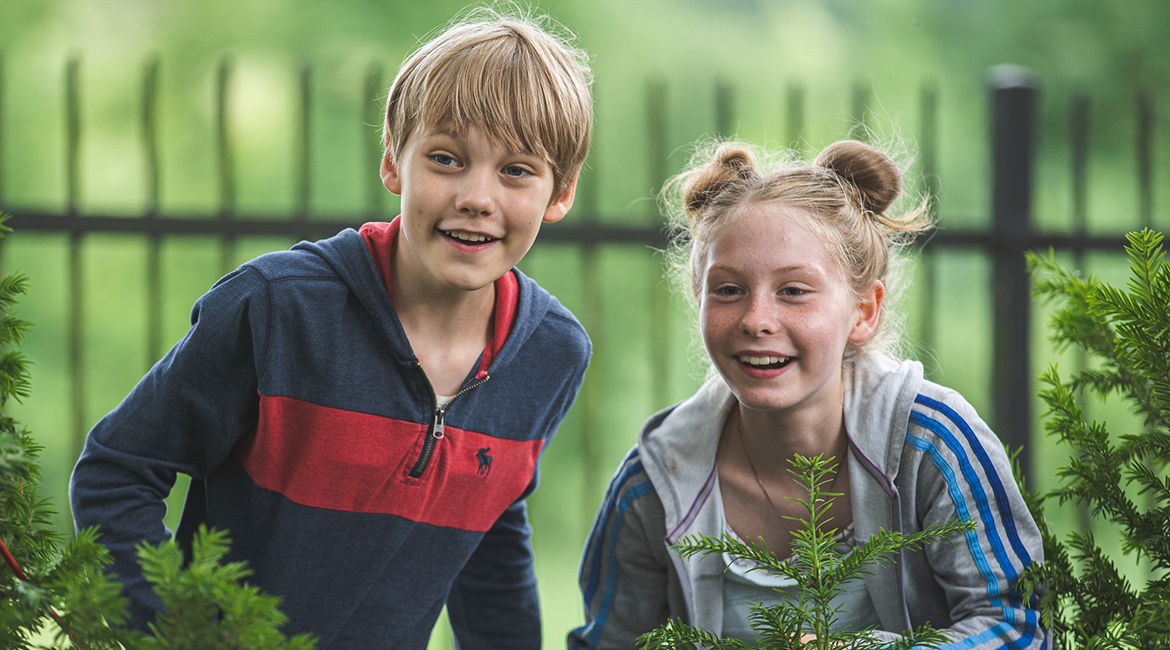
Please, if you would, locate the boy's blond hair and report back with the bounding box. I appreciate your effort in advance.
[383,9,593,200]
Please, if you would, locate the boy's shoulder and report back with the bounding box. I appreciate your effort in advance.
[511,268,590,358]
[241,228,367,281]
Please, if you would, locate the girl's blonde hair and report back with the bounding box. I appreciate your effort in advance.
[665,139,933,359]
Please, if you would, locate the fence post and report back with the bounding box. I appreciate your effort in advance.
[646,79,670,412]
[715,79,734,138]
[1137,92,1154,228]
[216,57,235,274]
[988,65,1036,483]
[1070,92,1092,533]
[919,81,939,375]
[0,53,5,208]
[296,63,311,227]
[851,80,871,140]
[785,82,804,152]
[66,56,86,463]
[578,95,603,519]
[143,57,162,368]
[363,62,384,220]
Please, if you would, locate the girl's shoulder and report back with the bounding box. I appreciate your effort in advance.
[908,378,991,439]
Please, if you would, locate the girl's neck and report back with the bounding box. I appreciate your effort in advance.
[735,393,848,477]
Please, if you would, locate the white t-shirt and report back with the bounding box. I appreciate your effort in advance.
[721,522,880,644]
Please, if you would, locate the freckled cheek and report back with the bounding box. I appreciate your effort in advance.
[699,308,736,351]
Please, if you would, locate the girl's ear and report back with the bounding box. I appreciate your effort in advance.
[848,281,884,343]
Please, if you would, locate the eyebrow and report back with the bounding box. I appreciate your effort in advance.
[424,129,539,160]
[706,263,822,276]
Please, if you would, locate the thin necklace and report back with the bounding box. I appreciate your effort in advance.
[736,414,786,518]
[735,412,843,517]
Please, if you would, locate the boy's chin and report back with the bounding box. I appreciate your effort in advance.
[434,268,508,295]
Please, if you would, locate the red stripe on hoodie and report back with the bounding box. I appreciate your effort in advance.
[240,394,541,532]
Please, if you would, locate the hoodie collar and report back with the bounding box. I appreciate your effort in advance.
[639,354,924,533]
[841,354,924,493]
[359,218,517,380]
[638,378,734,541]
[294,223,547,378]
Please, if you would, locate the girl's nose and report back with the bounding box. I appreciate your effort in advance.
[741,295,777,336]
[455,169,495,216]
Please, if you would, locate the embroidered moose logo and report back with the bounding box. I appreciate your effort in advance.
[476,447,492,476]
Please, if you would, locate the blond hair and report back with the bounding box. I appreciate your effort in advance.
[383,8,593,199]
[666,139,933,359]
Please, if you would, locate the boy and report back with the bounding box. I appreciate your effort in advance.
[69,10,593,649]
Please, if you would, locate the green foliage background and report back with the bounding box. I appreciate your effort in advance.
[1,0,1169,646]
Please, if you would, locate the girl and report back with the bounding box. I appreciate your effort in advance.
[570,140,1045,649]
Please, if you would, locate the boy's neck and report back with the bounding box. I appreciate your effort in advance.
[390,229,497,396]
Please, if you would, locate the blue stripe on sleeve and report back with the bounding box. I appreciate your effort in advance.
[581,480,656,648]
[934,622,1013,650]
[929,608,1038,650]
[580,453,646,607]
[909,410,1018,584]
[915,395,1034,568]
[906,424,1042,649]
[905,430,1004,610]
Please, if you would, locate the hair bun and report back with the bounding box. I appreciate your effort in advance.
[682,143,756,224]
[814,140,901,216]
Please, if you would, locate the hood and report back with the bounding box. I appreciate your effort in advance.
[291,227,556,376]
[637,378,733,542]
[842,354,925,493]
[639,354,923,531]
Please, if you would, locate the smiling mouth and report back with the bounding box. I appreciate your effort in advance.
[738,355,793,370]
[442,229,498,244]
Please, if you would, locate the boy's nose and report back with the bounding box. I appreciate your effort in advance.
[455,169,495,216]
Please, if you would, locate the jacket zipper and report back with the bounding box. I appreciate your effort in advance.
[407,366,490,479]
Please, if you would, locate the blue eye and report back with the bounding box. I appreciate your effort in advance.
[431,154,457,166]
[781,287,807,297]
[503,165,531,178]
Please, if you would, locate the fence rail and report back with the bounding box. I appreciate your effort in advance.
[0,57,1162,498]
[2,211,1142,249]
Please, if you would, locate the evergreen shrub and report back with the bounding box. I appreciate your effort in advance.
[1022,228,1170,649]
[0,216,316,649]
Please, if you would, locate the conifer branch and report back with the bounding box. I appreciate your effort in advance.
[0,214,316,648]
[1023,229,1170,648]
[643,454,968,650]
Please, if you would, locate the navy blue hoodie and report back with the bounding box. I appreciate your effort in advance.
[70,222,591,648]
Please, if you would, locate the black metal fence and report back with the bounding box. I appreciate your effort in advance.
[0,57,1158,499]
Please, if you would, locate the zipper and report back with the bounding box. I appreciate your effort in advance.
[407,366,490,478]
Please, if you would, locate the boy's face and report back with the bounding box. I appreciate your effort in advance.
[381,125,576,296]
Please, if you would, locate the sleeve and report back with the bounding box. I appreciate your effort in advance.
[446,495,541,649]
[446,324,592,649]
[68,266,272,631]
[894,392,1049,650]
[568,450,675,650]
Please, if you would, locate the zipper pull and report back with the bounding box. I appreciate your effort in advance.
[431,408,445,439]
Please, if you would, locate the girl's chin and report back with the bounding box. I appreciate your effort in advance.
[723,385,791,413]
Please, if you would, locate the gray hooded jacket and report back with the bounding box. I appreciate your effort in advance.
[570,354,1045,649]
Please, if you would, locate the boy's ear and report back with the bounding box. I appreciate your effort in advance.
[542,175,578,224]
[848,280,884,343]
[381,145,402,196]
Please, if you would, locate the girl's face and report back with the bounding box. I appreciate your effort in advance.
[698,203,881,418]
